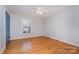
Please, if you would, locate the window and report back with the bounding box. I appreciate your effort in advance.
[22,18,31,34]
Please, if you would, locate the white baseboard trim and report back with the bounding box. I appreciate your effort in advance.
[46,36,79,47]
[10,35,44,40]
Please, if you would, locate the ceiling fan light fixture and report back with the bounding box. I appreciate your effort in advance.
[36,10,43,15]
[33,6,48,15]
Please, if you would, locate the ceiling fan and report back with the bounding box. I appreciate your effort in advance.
[33,6,48,15]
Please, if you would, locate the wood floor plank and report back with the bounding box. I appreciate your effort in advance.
[3,36,79,54]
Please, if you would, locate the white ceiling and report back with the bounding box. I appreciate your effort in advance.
[7,5,70,18]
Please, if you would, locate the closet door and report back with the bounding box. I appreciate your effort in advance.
[6,11,10,45]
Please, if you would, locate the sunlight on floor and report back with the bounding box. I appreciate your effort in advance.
[22,42,32,50]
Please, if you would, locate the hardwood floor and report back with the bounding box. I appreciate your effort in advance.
[4,36,79,54]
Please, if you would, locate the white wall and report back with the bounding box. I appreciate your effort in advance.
[0,5,6,53]
[45,6,79,47]
[10,13,44,40]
